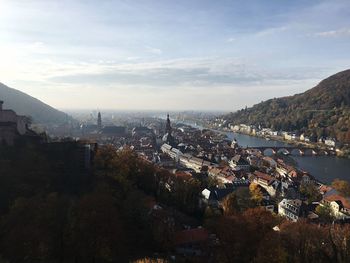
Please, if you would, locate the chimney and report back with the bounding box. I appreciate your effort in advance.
[0,100,3,111]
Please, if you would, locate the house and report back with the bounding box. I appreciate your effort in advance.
[322,192,350,220]
[284,133,293,141]
[262,156,277,168]
[154,153,175,168]
[324,138,336,147]
[208,166,237,183]
[100,126,126,138]
[179,154,214,172]
[253,171,277,197]
[276,160,298,178]
[229,155,250,171]
[278,199,308,222]
[161,143,183,161]
[201,187,235,207]
[132,126,154,137]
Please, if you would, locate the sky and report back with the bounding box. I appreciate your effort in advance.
[0,0,349,111]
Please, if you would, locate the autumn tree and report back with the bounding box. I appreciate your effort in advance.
[315,204,334,223]
[68,192,127,262]
[254,232,288,263]
[0,194,71,262]
[332,179,350,197]
[299,182,322,203]
[249,183,263,205]
[222,192,239,216]
[327,224,350,262]
[279,220,334,262]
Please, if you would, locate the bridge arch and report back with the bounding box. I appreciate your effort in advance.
[290,148,303,156]
[262,148,276,156]
[276,148,290,155]
[303,149,317,156]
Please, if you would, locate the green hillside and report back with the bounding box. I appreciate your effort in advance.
[224,69,350,143]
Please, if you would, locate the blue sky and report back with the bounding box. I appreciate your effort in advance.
[0,0,349,111]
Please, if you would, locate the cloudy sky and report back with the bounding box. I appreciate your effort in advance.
[0,0,349,111]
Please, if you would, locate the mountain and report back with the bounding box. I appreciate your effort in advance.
[0,82,72,124]
[224,69,350,143]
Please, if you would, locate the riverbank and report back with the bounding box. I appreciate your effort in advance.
[221,128,350,159]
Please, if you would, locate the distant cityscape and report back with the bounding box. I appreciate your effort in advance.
[1,99,349,226]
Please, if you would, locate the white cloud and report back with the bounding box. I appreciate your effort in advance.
[146,46,162,55]
[255,26,288,37]
[314,28,350,37]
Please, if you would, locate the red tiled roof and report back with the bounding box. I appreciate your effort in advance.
[175,171,192,179]
[320,185,332,194]
[174,228,209,246]
[324,194,350,209]
[225,175,236,182]
[254,171,274,183]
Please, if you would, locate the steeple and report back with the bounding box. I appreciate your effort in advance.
[97,111,102,130]
[166,113,172,134]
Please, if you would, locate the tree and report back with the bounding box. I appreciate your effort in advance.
[249,183,263,205]
[279,220,334,262]
[0,194,71,262]
[68,192,127,262]
[222,193,239,216]
[299,182,322,203]
[331,179,350,197]
[315,204,334,223]
[254,232,288,263]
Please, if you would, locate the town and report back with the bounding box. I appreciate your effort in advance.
[1,101,350,261]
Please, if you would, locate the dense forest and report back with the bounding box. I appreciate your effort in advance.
[1,142,350,262]
[224,69,350,144]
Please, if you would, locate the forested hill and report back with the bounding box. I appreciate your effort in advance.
[224,69,350,143]
[0,82,73,124]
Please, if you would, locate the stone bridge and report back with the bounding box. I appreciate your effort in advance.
[246,146,335,156]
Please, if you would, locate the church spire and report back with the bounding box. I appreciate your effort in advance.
[166,113,171,134]
[97,111,102,130]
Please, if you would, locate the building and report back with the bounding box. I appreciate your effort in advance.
[97,111,102,130]
[322,191,350,220]
[100,126,126,138]
[179,154,214,172]
[278,198,307,222]
[324,138,336,147]
[132,126,154,137]
[201,187,236,208]
[253,171,277,197]
[162,114,175,146]
[229,155,250,171]
[0,100,34,145]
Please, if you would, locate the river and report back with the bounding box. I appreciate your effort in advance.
[224,131,350,184]
[176,120,350,184]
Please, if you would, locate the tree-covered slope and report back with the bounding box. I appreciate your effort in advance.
[0,82,72,124]
[224,69,350,143]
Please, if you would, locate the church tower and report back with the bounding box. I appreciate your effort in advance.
[165,113,172,134]
[97,112,102,130]
[163,113,175,146]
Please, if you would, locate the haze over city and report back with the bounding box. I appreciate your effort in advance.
[0,0,350,110]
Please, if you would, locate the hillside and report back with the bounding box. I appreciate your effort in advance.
[0,82,72,124]
[224,69,350,143]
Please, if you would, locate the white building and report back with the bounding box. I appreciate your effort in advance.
[278,199,306,222]
[324,138,336,147]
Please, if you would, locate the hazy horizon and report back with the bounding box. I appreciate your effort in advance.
[1,0,350,111]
